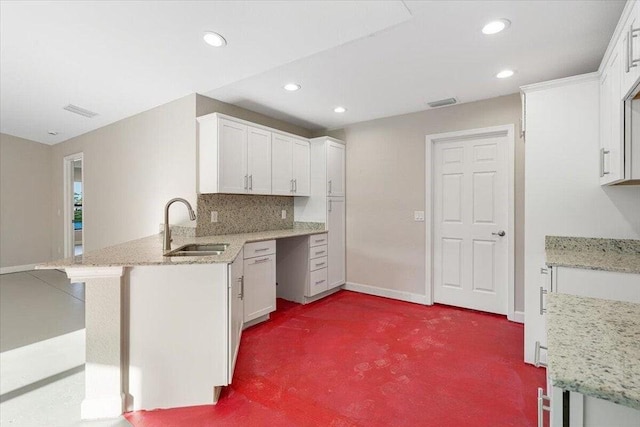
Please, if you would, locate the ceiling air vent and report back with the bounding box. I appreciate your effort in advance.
[427,97,458,108]
[63,104,98,118]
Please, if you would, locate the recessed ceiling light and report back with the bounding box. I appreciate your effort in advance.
[284,83,301,91]
[203,31,227,47]
[482,19,511,35]
[48,131,59,135]
[334,106,347,113]
[496,69,515,79]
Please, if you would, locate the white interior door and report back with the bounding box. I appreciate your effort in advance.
[247,126,272,194]
[271,134,293,195]
[433,132,510,315]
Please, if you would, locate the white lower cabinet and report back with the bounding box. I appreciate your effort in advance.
[327,198,345,289]
[243,241,276,324]
[541,386,640,427]
[228,249,244,378]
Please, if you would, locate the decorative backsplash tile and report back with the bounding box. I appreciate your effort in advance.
[196,194,294,236]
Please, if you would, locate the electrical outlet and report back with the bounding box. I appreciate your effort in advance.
[414,211,425,222]
[281,210,287,219]
[210,211,218,223]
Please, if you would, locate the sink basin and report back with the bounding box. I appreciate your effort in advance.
[164,243,229,257]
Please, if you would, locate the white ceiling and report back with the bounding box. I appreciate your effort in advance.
[0,1,625,144]
[0,1,410,144]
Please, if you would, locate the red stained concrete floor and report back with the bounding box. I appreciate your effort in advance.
[125,290,546,427]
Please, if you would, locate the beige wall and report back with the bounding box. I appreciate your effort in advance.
[196,94,312,137]
[50,94,198,255]
[0,133,52,269]
[331,94,525,312]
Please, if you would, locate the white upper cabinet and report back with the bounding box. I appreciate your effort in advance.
[598,0,640,185]
[247,127,272,194]
[272,134,294,195]
[271,134,310,196]
[622,3,640,96]
[197,113,310,195]
[600,38,624,185]
[327,141,345,197]
[293,139,310,196]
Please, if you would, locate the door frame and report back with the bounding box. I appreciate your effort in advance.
[425,124,515,320]
[63,152,84,258]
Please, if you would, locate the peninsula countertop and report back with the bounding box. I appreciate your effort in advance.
[547,293,640,410]
[545,236,640,274]
[37,227,327,268]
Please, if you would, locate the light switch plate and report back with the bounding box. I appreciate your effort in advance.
[414,211,425,222]
[281,210,287,219]
[211,211,218,223]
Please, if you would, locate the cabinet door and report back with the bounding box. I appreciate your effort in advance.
[623,3,640,96]
[243,254,276,322]
[272,134,294,195]
[228,250,244,381]
[292,139,310,196]
[327,197,345,289]
[247,127,272,195]
[600,39,624,185]
[327,141,345,197]
[219,118,248,193]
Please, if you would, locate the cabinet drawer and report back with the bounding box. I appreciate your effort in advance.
[244,240,276,258]
[309,244,328,260]
[308,268,328,297]
[309,233,328,247]
[309,256,328,272]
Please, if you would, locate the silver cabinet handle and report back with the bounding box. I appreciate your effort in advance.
[294,179,297,192]
[253,257,270,264]
[244,175,248,190]
[239,276,244,300]
[290,179,294,192]
[600,148,610,177]
[328,199,332,212]
[315,239,326,243]
[539,287,548,315]
[315,250,326,256]
[491,230,506,237]
[249,174,253,190]
[534,341,548,368]
[328,180,332,194]
[537,388,551,427]
[630,25,640,72]
[315,279,326,285]
[255,247,270,252]
[315,262,326,267]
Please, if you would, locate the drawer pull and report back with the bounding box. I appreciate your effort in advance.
[315,250,326,256]
[537,388,551,427]
[539,287,547,315]
[314,238,326,243]
[315,262,326,267]
[253,257,270,264]
[315,279,326,285]
[534,341,548,368]
[255,248,270,252]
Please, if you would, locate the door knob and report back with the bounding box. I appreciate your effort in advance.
[492,230,506,237]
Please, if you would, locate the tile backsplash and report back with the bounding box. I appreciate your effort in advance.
[196,194,294,236]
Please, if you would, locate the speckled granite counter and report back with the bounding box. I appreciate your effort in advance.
[545,236,640,274]
[38,227,327,268]
[547,293,640,409]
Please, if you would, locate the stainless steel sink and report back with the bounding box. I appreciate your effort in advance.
[164,243,229,257]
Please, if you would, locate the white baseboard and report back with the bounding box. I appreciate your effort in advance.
[344,281,429,305]
[0,263,37,275]
[509,310,525,324]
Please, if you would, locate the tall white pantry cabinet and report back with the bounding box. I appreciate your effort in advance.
[295,137,346,289]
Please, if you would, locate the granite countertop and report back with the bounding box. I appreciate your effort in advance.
[547,293,640,409]
[38,227,327,268]
[545,236,640,274]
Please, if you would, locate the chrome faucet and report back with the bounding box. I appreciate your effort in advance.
[163,198,196,251]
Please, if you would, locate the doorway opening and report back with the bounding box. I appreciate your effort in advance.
[64,153,83,257]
